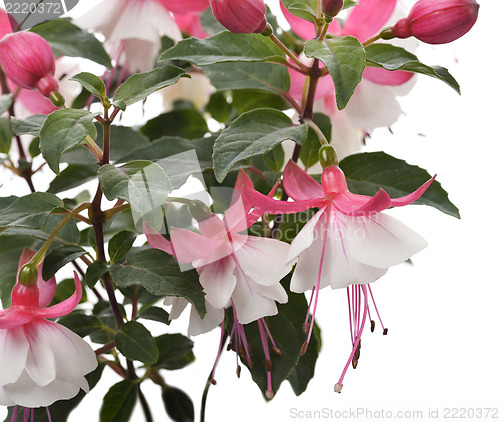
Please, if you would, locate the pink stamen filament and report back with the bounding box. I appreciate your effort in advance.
[257,319,274,398]
[368,285,387,333]
[335,284,369,392]
[303,286,316,332]
[11,405,18,422]
[261,318,281,355]
[210,319,226,383]
[46,407,52,422]
[347,288,354,344]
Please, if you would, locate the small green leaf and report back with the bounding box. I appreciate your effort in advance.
[340,152,460,218]
[162,386,195,422]
[113,66,188,108]
[140,109,208,140]
[263,144,285,173]
[31,19,112,68]
[0,117,12,154]
[42,245,86,280]
[40,109,98,174]
[305,36,366,110]
[138,306,170,325]
[154,334,195,370]
[213,108,308,182]
[10,115,47,136]
[85,261,109,289]
[365,44,460,94]
[108,230,136,264]
[0,94,12,115]
[109,249,206,318]
[48,164,98,194]
[159,32,286,66]
[70,72,107,100]
[206,92,232,123]
[57,313,104,338]
[115,321,159,364]
[100,380,138,422]
[288,3,317,22]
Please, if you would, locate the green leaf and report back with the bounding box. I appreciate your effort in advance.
[100,380,138,422]
[115,321,159,364]
[31,19,112,68]
[206,92,232,123]
[0,117,12,154]
[140,109,208,140]
[203,62,290,93]
[138,306,170,325]
[0,94,12,115]
[232,90,290,113]
[42,245,87,280]
[70,72,107,100]
[109,249,206,318]
[263,144,285,173]
[288,3,317,22]
[200,7,226,36]
[213,108,308,182]
[48,164,98,194]
[85,261,109,289]
[10,115,47,136]
[108,230,136,264]
[29,137,41,158]
[299,112,331,169]
[162,386,195,422]
[159,32,286,66]
[154,334,195,370]
[113,66,188,109]
[340,152,460,218]
[275,209,317,244]
[305,36,366,110]
[40,109,98,174]
[365,44,460,94]
[57,313,104,338]
[0,193,63,234]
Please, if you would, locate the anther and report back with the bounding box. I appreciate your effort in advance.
[334,383,343,393]
[383,328,388,335]
[272,346,283,356]
[266,359,272,371]
[302,322,310,335]
[300,342,308,356]
[370,320,376,332]
[265,390,275,399]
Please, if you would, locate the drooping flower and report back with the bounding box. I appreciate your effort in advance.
[0,255,98,409]
[243,152,434,389]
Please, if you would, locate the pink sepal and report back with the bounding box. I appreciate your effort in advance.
[35,272,82,319]
[343,0,397,42]
[143,223,174,255]
[363,67,414,86]
[159,0,210,14]
[333,189,392,216]
[0,309,34,329]
[283,160,324,201]
[390,175,436,207]
[170,227,225,264]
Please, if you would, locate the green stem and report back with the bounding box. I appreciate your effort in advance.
[305,119,329,146]
[362,33,382,46]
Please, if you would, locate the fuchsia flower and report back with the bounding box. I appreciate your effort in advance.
[0,31,59,98]
[391,0,479,44]
[0,253,97,409]
[209,0,268,34]
[243,155,434,390]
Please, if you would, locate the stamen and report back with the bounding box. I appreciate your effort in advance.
[11,405,18,422]
[210,320,226,384]
[368,285,387,334]
[261,318,282,356]
[303,287,316,333]
[347,288,354,344]
[257,319,274,398]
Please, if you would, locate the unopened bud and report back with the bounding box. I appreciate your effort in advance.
[391,0,479,45]
[321,0,344,19]
[319,144,339,169]
[0,31,59,98]
[18,264,38,286]
[210,0,268,34]
[188,200,213,222]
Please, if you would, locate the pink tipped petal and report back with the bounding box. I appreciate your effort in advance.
[283,160,324,201]
[143,223,174,255]
[334,189,392,216]
[390,175,436,207]
[170,227,225,264]
[343,0,397,41]
[363,67,414,86]
[36,273,82,319]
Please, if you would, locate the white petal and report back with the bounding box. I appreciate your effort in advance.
[233,237,292,287]
[253,282,288,304]
[198,259,236,309]
[0,387,15,406]
[347,213,428,268]
[163,297,189,320]
[122,38,160,73]
[187,304,224,337]
[24,321,56,387]
[286,207,326,264]
[0,327,29,386]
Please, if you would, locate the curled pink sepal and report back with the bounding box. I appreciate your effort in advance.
[283,160,324,201]
[143,222,174,255]
[390,175,436,207]
[332,188,393,216]
[33,272,82,319]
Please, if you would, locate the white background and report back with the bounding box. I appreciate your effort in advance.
[1,1,500,421]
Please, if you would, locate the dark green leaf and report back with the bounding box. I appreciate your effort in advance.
[0,94,12,115]
[0,117,12,154]
[48,164,98,194]
[213,108,308,182]
[340,152,460,218]
[203,61,290,93]
[159,32,286,66]
[305,36,366,109]
[10,115,47,136]
[85,261,109,288]
[365,44,460,94]
[263,144,285,173]
[109,249,206,318]
[140,109,208,140]
[0,193,63,234]
[115,321,159,364]
[108,230,136,264]
[70,72,107,100]
[57,313,104,338]
[138,306,170,325]
[232,90,290,113]
[154,334,195,370]
[100,380,138,422]
[162,386,194,422]
[29,137,41,158]
[299,112,331,168]
[206,92,232,123]
[40,109,98,174]
[287,2,317,22]
[200,7,226,36]
[42,245,86,280]
[113,66,188,108]
[31,19,112,68]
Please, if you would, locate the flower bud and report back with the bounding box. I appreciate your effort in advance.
[391,0,479,45]
[321,0,344,19]
[18,264,38,287]
[209,0,268,34]
[0,31,59,97]
[319,144,339,168]
[188,200,213,222]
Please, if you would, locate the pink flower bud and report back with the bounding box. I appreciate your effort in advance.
[391,0,479,44]
[321,0,344,19]
[209,0,268,34]
[0,31,59,97]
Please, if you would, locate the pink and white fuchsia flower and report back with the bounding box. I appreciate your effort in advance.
[243,157,434,390]
[0,251,97,410]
